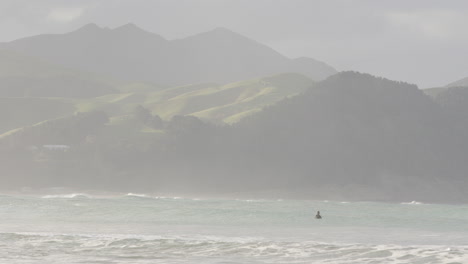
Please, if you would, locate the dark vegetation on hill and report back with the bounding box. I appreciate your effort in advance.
[229,72,466,202]
[2,72,468,203]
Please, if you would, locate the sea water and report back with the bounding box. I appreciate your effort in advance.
[1,193,468,263]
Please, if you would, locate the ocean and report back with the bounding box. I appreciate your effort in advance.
[1,193,468,263]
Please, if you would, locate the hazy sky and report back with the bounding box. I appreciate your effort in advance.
[1,0,467,88]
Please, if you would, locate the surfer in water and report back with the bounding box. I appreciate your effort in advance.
[315,211,322,219]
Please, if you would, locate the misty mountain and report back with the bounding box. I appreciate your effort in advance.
[423,75,468,98]
[446,76,468,87]
[1,23,336,86]
[0,49,117,98]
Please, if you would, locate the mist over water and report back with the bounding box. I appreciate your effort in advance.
[1,193,468,263]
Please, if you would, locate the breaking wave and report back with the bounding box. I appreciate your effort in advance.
[402,201,424,205]
[41,193,93,199]
[1,232,467,264]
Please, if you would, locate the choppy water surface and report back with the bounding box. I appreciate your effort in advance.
[1,193,468,263]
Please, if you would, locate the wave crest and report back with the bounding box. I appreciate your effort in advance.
[401,201,423,205]
[41,193,92,199]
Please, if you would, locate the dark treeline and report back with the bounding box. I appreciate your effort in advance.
[2,72,468,203]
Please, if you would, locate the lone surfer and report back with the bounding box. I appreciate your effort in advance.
[315,211,322,219]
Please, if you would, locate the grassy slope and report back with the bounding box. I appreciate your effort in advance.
[192,73,314,123]
[73,73,314,124]
[0,73,314,139]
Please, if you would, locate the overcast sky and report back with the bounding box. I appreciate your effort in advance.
[1,0,467,88]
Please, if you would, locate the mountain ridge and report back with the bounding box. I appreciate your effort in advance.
[446,76,468,87]
[1,23,336,85]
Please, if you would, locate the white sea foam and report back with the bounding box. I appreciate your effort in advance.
[3,232,468,263]
[235,199,268,203]
[402,201,423,205]
[124,193,193,201]
[41,193,92,199]
[125,192,150,198]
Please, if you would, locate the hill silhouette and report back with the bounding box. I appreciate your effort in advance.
[0,49,117,98]
[446,76,468,87]
[1,23,336,85]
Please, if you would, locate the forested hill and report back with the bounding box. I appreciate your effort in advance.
[1,24,336,85]
[2,72,468,203]
[229,72,466,202]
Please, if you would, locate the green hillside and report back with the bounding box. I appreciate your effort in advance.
[191,73,315,123]
[0,72,314,141]
[73,73,315,124]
